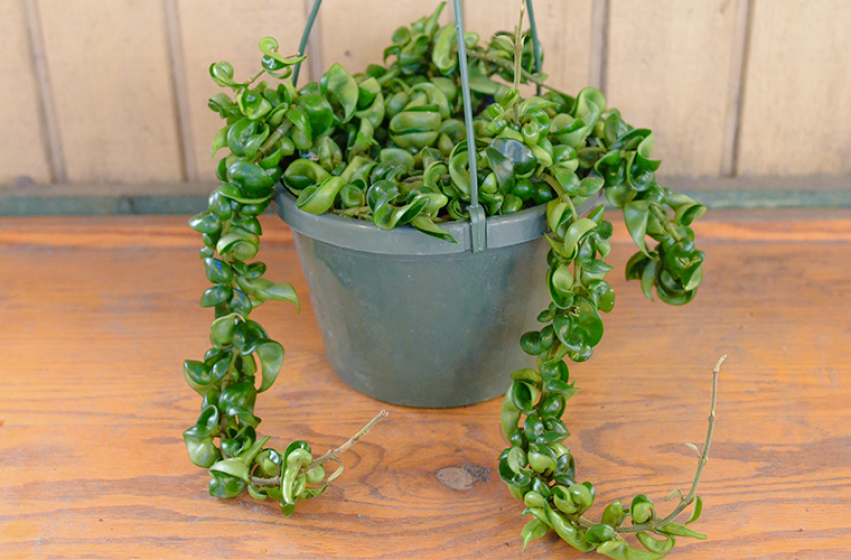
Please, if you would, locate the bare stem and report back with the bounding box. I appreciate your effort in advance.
[618,356,725,534]
[249,410,388,487]
[466,50,568,98]
[307,410,388,470]
[513,0,526,94]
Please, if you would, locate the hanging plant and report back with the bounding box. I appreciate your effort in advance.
[183,2,722,556]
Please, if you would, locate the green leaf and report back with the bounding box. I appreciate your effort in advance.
[216,231,259,262]
[211,126,228,158]
[510,380,540,414]
[586,279,615,313]
[296,177,347,214]
[658,522,707,540]
[204,258,232,284]
[255,340,284,393]
[237,277,299,308]
[585,523,615,543]
[640,259,658,301]
[320,63,358,123]
[601,500,624,527]
[200,285,231,308]
[623,200,652,256]
[573,295,604,347]
[574,87,607,119]
[227,159,278,197]
[210,457,250,483]
[685,496,703,525]
[211,313,240,346]
[183,360,212,394]
[521,519,549,550]
[209,470,246,499]
[219,381,257,414]
[283,158,329,193]
[258,36,306,79]
[636,532,676,554]
[596,540,665,560]
[183,432,219,468]
[209,61,242,89]
[189,211,222,235]
[562,218,597,252]
[408,215,456,243]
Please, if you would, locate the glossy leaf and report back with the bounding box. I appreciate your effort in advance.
[636,532,676,554]
[596,540,664,560]
[657,522,707,540]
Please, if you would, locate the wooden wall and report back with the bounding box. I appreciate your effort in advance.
[3,0,850,188]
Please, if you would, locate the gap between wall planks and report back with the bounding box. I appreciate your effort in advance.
[35,0,184,183]
[164,0,196,183]
[589,0,608,93]
[3,0,56,185]
[720,0,753,177]
[607,0,740,177]
[738,0,851,176]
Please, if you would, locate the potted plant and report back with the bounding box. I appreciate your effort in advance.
[182,2,719,557]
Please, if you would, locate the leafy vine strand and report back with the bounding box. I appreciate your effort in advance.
[183,2,715,555]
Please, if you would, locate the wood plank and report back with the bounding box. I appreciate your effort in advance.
[0,0,51,184]
[176,1,307,182]
[607,0,739,176]
[35,0,183,183]
[318,0,450,75]
[1,211,851,559]
[464,0,594,96]
[738,0,851,176]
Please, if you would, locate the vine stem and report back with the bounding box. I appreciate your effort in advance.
[249,410,388,487]
[307,410,388,470]
[617,355,725,534]
[509,0,526,125]
[466,50,568,98]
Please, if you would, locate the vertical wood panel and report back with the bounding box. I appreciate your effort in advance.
[177,1,307,180]
[37,0,183,183]
[0,0,51,185]
[738,0,851,176]
[465,0,593,96]
[607,0,738,177]
[319,0,449,75]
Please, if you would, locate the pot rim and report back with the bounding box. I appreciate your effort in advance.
[274,185,550,255]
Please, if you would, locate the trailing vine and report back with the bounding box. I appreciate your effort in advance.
[184,48,385,516]
[183,2,717,554]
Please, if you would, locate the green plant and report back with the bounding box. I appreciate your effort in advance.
[184,2,717,556]
[183,45,387,516]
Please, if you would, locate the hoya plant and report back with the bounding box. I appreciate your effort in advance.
[183,3,718,557]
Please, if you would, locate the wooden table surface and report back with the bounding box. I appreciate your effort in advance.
[1,209,850,560]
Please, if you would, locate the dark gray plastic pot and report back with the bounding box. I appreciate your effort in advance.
[275,188,557,408]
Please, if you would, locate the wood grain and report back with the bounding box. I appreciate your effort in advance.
[737,0,851,176]
[1,210,850,559]
[35,0,183,183]
[176,0,308,181]
[0,0,51,184]
[607,0,740,176]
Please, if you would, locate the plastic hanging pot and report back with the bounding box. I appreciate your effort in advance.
[276,188,561,407]
[278,0,559,407]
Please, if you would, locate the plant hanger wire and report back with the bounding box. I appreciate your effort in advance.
[291,0,544,253]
